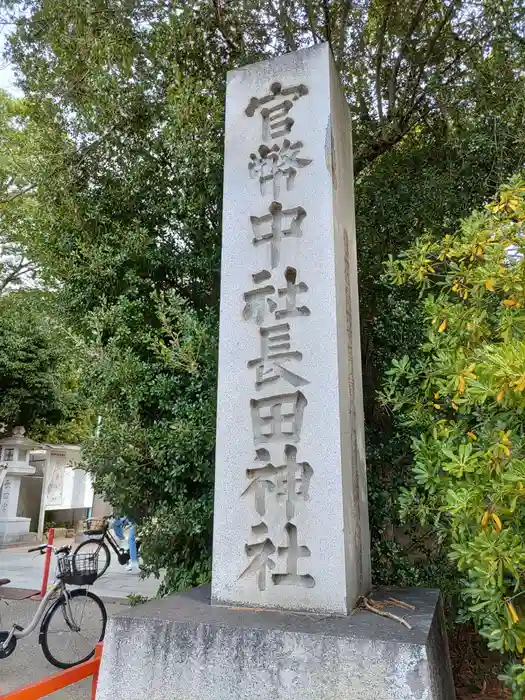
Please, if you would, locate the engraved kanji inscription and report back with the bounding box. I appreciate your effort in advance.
[272,523,315,588]
[248,323,308,389]
[245,81,309,141]
[239,524,276,591]
[243,269,310,325]
[242,270,276,325]
[276,267,310,319]
[243,445,313,519]
[249,140,312,199]
[0,477,11,515]
[241,448,274,516]
[251,202,306,269]
[250,391,307,444]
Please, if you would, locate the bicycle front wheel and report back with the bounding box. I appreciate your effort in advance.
[39,589,107,669]
[73,539,111,577]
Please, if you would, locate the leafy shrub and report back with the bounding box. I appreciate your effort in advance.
[380,175,525,698]
[82,292,217,593]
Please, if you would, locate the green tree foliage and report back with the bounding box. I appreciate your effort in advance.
[1,0,524,590]
[0,293,60,428]
[0,291,89,438]
[382,176,525,697]
[81,292,218,590]
[0,90,92,441]
[0,91,40,294]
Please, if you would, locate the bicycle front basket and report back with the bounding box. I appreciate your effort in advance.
[57,553,98,586]
[82,517,105,536]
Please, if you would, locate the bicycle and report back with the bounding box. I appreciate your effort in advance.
[0,543,107,669]
[73,515,141,577]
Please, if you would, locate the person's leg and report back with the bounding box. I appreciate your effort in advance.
[112,517,125,541]
[126,524,138,571]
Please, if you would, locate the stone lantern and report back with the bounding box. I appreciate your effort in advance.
[0,426,39,545]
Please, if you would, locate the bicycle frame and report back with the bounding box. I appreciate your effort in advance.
[87,521,124,556]
[84,518,140,571]
[104,527,124,556]
[95,522,138,560]
[1,577,72,653]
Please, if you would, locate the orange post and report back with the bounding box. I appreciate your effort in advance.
[91,643,103,700]
[39,528,54,600]
[0,643,103,700]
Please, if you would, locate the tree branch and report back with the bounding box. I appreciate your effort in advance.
[360,597,412,629]
[354,106,431,174]
[375,0,393,129]
[321,0,332,47]
[0,183,36,205]
[0,259,36,294]
[336,0,352,67]
[356,88,372,122]
[212,0,241,55]
[401,0,459,115]
[303,0,322,45]
[357,17,487,176]
[389,0,429,113]
[401,25,491,127]
[359,21,483,175]
[267,0,298,52]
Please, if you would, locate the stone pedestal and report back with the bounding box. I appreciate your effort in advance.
[0,467,36,546]
[0,517,37,546]
[96,586,455,700]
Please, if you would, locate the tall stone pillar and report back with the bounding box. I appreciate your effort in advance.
[211,41,370,614]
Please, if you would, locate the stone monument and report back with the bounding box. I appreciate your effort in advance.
[96,43,455,700]
[211,37,370,615]
[0,426,38,546]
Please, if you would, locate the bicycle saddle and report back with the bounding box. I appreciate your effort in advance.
[0,578,10,586]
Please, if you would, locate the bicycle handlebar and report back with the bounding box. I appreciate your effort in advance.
[28,544,47,553]
[28,544,71,555]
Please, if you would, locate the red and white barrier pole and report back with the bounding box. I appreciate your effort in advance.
[39,527,54,599]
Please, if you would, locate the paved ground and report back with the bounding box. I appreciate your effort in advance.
[0,598,125,698]
[1,540,162,601]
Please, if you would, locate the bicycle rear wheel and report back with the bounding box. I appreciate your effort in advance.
[39,589,107,669]
[73,539,111,577]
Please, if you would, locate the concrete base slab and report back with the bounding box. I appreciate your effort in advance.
[96,585,455,700]
[0,526,37,548]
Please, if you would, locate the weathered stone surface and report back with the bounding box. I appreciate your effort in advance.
[96,585,455,700]
[213,41,370,615]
